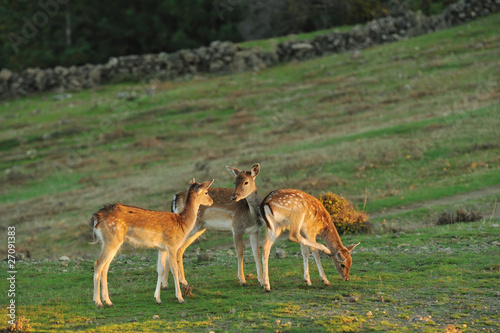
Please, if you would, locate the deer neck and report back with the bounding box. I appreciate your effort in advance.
[179,196,201,232]
[244,190,262,219]
[322,219,345,253]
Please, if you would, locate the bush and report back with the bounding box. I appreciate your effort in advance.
[436,208,483,225]
[318,192,371,235]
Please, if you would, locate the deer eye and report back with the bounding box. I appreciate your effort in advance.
[340,264,345,268]
[244,181,249,185]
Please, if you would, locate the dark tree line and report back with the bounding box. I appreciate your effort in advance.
[0,0,455,71]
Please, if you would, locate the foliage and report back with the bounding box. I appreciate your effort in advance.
[1,0,462,71]
[0,0,243,71]
[318,193,372,234]
[238,0,457,40]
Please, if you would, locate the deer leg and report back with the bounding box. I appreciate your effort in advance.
[311,248,331,286]
[302,232,331,286]
[300,243,312,287]
[100,243,122,307]
[262,227,282,292]
[233,231,247,286]
[158,250,168,289]
[168,249,185,304]
[94,241,121,308]
[288,218,331,255]
[155,250,168,304]
[177,228,206,286]
[93,255,105,308]
[249,231,263,285]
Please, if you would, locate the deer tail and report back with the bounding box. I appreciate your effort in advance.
[89,214,100,245]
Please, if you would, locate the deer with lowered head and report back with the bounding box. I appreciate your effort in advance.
[161,164,263,289]
[260,189,360,291]
[91,179,214,307]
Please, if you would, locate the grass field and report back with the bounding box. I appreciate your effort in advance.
[1,12,499,332]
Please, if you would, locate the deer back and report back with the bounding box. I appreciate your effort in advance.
[261,189,330,235]
[172,187,257,232]
[93,204,187,249]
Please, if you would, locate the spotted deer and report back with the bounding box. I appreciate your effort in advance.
[260,189,360,291]
[91,179,214,307]
[161,164,263,289]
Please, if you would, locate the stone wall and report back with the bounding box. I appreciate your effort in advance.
[1,0,498,100]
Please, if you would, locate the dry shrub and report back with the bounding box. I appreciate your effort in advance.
[436,208,482,225]
[318,192,371,235]
[2,316,32,332]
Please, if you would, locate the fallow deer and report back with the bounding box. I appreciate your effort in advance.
[260,189,360,291]
[161,164,263,288]
[91,179,214,307]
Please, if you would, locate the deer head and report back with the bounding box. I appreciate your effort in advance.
[225,164,260,202]
[331,242,360,281]
[187,178,214,207]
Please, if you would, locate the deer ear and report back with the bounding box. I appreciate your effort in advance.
[335,251,346,263]
[251,164,260,178]
[204,179,214,190]
[189,178,196,185]
[346,242,360,252]
[225,166,240,178]
[197,179,214,192]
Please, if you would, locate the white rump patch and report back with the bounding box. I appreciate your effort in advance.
[94,228,104,248]
[263,205,276,237]
[172,194,180,214]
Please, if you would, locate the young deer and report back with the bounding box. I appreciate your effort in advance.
[260,189,360,291]
[161,164,263,288]
[91,179,214,307]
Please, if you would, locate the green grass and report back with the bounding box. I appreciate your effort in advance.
[0,11,500,333]
[1,220,499,332]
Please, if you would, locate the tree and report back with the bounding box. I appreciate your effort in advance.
[0,0,242,71]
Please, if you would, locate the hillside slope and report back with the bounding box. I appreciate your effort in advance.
[0,13,499,259]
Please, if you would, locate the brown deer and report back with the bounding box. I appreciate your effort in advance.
[161,164,263,289]
[91,179,214,307]
[260,189,360,291]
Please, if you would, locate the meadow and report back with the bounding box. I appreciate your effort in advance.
[1,12,499,332]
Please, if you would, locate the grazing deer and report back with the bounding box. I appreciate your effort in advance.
[161,164,263,289]
[260,189,360,291]
[91,179,214,307]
